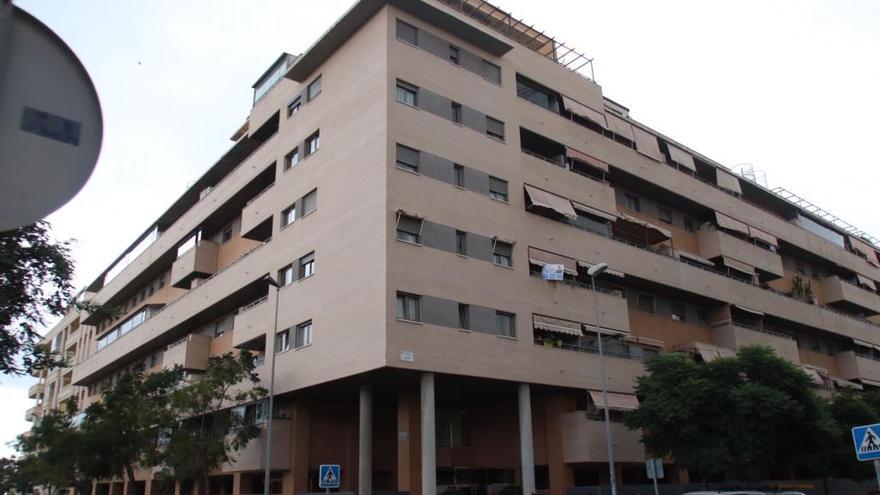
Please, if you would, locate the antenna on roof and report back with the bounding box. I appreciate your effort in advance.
[732,163,767,188]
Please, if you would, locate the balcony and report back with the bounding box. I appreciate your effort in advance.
[697,228,784,279]
[836,351,880,386]
[221,419,290,472]
[233,297,270,348]
[25,406,40,422]
[711,323,800,364]
[240,184,275,240]
[28,382,44,399]
[559,412,645,463]
[163,334,212,371]
[170,241,219,289]
[821,276,880,316]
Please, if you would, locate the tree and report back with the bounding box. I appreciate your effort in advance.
[157,352,267,495]
[625,345,834,482]
[821,390,880,482]
[0,457,32,495]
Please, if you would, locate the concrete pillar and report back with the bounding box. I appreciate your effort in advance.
[420,373,436,495]
[122,480,129,495]
[91,481,97,495]
[397,391,421,495]
[359,384,373,495]
[518,383,536,495]
[232,474,241,495]
[173,481,181,495]
[144,479,152,495]
[287,401,311,495]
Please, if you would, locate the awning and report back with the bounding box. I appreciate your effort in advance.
[631,125,664,162]
[716,169,743,194]
[852,338,880,353]
[857,274,877,291]
[528,248,578,275]
[675,249,716,268]
[571,201,618,222]
[849,236,879,265]
[801,366,826,386]
[605,113,635,142]
[715,212,750,237]
[561,95,607,129]
[533,315,582,337]
[613,213,672,245]
[747,226,778,248]
[859,378,880,388]
[834,378,864,390]
[524,184,577,221]
[722,257,756,277]
[623,334,664,349]
[587,390,639,411]
[396,208,424,220]
[566,146,609,173]
[576,260,625,278]
[665,142,696,171]
[676,342,735,362]
[732,304,764,317]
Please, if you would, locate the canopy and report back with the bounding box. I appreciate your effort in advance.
[533,315,582,336]
[561,95,607,129]
[566,146,609,173]
[588,390,639,411]
[524,184,577,221]
[613,213,672,245]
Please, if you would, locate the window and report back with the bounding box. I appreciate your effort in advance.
[493,241,513,267]
[482,60,501,84]
[397,214,423,243]
[294,321,312,349]
[396,80,418,106]
[305,131,320,156]
[670,302,686,322]
[149,353,160,368]
[299,252,315,279]
[637,293,655,314]
[451,102,462,124]
[658,206,673,224]
[437,410,470,448]
[516,74,558,111]
[396,144,419,172]
[396,19,418,45]
[486,116,505,140]
[454,164,465,187]
[285,147,300,170]
[281,204,296,228]
[624,193,641,212]
[275,330,290,353]
[449,45,460,65]
[458,303,470,330]
[495,311,515,337]
[302,189,317,215]
[280,264,295,286]
[684,217,695,232]
[287,96,301,117]
[489,176,508,201]
[307,75,322,101]
[396,292,421,321]
[221,226,233,243]
[455,230,467,255]
[214,316,230,337]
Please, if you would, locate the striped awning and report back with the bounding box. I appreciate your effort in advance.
[533,315,582,336]
[588,390,639,411]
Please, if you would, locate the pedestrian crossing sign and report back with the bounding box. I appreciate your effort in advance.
[319,464,341,489]
[852,424,880,461]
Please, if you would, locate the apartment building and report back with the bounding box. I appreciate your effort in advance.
[26,0,880,494]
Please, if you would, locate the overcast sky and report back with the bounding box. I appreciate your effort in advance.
[3,0,878,456]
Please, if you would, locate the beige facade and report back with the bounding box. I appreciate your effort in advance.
[27,1,880,494]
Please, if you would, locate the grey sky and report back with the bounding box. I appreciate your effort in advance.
[3,0,878,456]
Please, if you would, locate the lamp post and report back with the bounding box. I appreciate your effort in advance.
[587,262,618,495]
[263,275,281,495]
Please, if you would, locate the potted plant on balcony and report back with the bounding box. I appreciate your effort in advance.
[791,275,816,304]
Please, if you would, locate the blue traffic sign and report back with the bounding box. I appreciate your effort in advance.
[319,464,341,489]
[852,424,880,461]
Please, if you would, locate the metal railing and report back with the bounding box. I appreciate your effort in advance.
[730,321,795,341]
[245,182,275,206]
[239,296,269,314]
[533,338,643,361]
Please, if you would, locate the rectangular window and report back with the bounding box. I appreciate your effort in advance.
[458,303,470,330]
[221,226,233,243]
[214,317,229,337]
[454,164,465,187]
[279,264,295,286]
[396,19,418,45]
[486,116,505,140]
[449,45,460,65]
[287,96,301,117]
[302,189,317,215]
[624,193,641,212]
[396,292,421,321]
[396,80,418,107]
[284,147,300,170]
[294,321,312,349]
[451,102,462,124]
[307,75,322,101]
[275,330,290,353]
[684,217,695,232]
[658,206,673,224]
[637,293,655,314]
[482,60,501,84]
[281,204,296,227]
[299,252,315,279]
[396,214,423,244]
[493,241,513,267]
[670,302,686,322]
[489,176,508,201]
[149,353,159,368]
[437,410,470,448]
[305,131,320,156]
[396,144,420,172]
[495,311,515,337]
[455,230,467,255]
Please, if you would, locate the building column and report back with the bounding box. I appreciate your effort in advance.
[91,481,97,495]
[359,384,373,495]
[285,401,311,495]
[543,393,573,495]
[397,391,421,495]
[232,473,241,495]
[173,481,181,495]
[144,479,152,495]
[518,383,536,495]
[420,373,436,495]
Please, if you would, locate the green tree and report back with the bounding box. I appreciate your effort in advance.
[157,352,267,495]
[626,345,834,482]
[821,390,880,481]
[0,457,32,495]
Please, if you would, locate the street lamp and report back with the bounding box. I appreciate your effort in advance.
[263,275,281,495]
[587,262,618,495]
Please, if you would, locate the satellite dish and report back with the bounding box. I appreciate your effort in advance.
[0,5,102,231]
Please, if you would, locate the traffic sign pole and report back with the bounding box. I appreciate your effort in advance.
[874,460,880,490]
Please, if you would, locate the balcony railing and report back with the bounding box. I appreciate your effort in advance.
[533,338,644,361]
